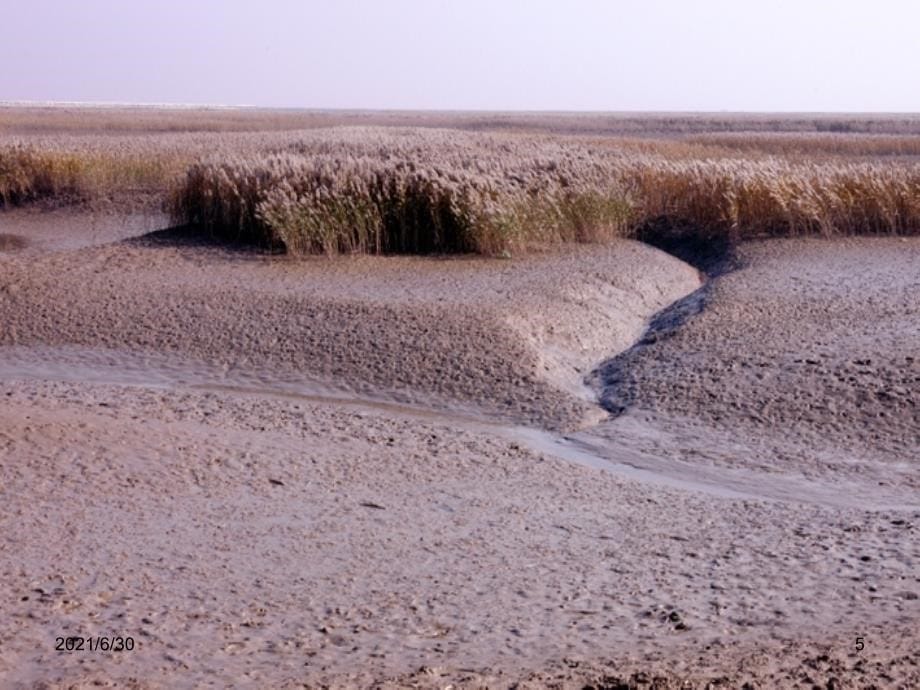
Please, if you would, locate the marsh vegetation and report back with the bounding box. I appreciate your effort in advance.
[3,108,919,253]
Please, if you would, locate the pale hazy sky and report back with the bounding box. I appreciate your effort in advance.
[3,0,919,111]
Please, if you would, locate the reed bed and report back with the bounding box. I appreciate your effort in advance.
[0,146,84,206]
[170,128,920,255]
[171,130,641,254]
[0,145,187,207]
[3,117,919,253]
[0,131,297,208]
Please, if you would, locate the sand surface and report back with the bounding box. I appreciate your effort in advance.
[0,209,918,689]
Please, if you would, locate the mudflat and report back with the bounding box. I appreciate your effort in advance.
[0,210,917,688]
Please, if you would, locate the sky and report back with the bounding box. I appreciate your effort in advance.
[3,0,919,112]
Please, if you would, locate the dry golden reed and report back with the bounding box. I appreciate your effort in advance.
[0,130,292,209]
[0,146,84,206]
[170,128,920,254]
[0,142,182,207]
[171,130,636,254]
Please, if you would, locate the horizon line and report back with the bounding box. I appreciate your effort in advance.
[2,100,920,117]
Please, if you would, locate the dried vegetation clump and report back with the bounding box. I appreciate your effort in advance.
[172,130,637,254]
[0,146,85,206]
[171,128,920,255]
[0,139,186,208]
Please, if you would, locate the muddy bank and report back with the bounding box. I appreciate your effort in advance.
[1,210,918,689]
[591,237,920,483]
[0,213,700,430]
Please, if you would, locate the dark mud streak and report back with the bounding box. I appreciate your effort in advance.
[590,231,739,418]
[589,287,711,417]
[592,236,919,465]
[127,224,286,255]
